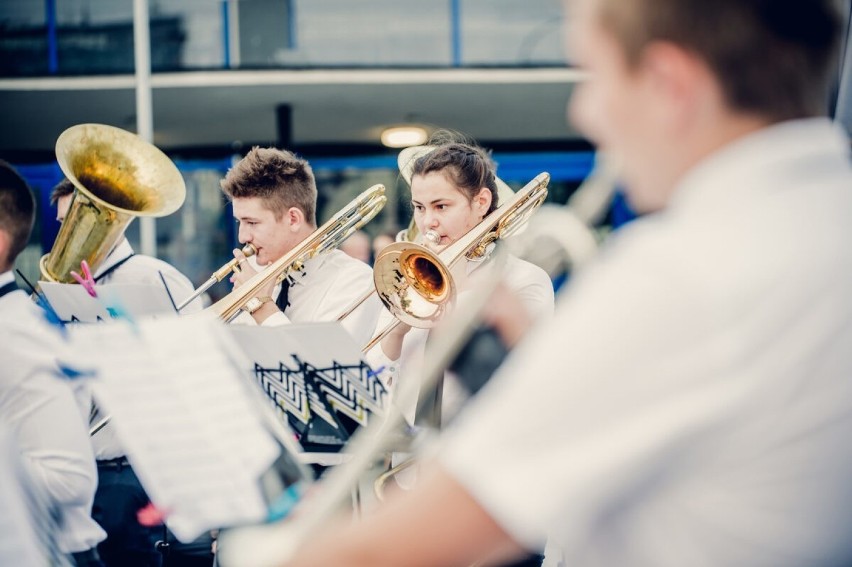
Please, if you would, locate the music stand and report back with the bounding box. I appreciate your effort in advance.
[227,321,388,456]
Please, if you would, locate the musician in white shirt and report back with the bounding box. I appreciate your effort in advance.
[0,161,106,565]
[223,146,381,350]
[366,140,555,426]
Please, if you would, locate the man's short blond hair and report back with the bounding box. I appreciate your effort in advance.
[220,146,318,226]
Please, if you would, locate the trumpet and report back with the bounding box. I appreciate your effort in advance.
[176,243,257,311]
[206,184,387,322]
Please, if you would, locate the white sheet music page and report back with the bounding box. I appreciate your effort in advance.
[40,281,178,323]
[67,315,279,541]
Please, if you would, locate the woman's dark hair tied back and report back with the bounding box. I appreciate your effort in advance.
[410,136,500,215]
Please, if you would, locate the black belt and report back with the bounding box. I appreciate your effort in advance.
[71,547,103,567]
[96,457,130,471]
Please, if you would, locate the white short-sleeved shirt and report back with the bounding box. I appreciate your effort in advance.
[93,238,201,311]
[439,119,852,567]
[0,271,106,553]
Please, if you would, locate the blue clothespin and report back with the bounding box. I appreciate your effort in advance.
[70,260,97,298]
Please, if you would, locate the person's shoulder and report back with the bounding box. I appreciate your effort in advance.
[506,254,550,278]
[121,255,194,287]
[503,254,556,292]
[0,292,66,372]
[324,249,372,277]
[0,291,49,331]
[127,253,182,273]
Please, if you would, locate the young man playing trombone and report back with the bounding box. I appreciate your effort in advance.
[221,146,382,356]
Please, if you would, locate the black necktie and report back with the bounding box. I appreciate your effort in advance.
[276,279,291,312]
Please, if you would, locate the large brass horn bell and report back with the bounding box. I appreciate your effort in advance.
[40,123,186,283]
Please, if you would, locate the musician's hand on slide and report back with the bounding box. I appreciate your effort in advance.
[481,282,533,349]
[229,248,256,287]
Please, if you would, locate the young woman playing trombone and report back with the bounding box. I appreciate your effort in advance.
[365,136,556,428]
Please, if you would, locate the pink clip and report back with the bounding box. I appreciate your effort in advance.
[70,260,97,298]
[137,502,170,526]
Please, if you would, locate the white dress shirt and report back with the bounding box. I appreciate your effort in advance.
[87,238,201,460]
[366,253,555,425]
[440,119,852,567]
[232,248,382,349]
[93,238,201,311]
[0,425,70,566]
[0,271,106,553]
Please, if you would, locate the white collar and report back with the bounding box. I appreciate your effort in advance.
[0,270,14,287]
[93,238,135,279]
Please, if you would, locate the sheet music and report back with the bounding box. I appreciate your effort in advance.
[66,315,280,541]
[40,281,178,323]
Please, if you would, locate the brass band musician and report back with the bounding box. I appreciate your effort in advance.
[365,138,556,427]
[221,147,381,349]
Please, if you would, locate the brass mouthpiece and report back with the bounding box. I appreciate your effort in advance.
[423,230,440,246]
[214,243,258,280]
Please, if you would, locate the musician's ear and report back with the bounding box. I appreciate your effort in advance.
[472,187,492,217]
[286,206,305,231]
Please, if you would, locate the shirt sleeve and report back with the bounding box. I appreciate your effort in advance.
[1,353,97,509]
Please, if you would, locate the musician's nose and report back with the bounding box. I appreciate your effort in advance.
[238,223,252,244]
[423,210,439,229]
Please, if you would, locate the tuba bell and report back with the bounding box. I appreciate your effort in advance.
[40,123,186,283]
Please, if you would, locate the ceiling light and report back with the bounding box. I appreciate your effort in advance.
[380,126,428,148]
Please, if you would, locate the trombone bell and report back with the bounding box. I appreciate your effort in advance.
[372,241,455,329]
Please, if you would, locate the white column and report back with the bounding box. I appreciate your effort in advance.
[133,0,157,256]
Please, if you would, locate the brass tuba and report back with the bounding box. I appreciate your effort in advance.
[207,183,387,322]
[40,123,186,283]
[360,172,550,352]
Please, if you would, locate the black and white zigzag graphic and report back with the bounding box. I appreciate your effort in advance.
[254,358,387,430]
[305,360,388,427]
[253,362,311,426]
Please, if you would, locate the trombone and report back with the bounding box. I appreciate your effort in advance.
[176,243,257,311]
[206,183,387,322]
[356,172,551,353]
[333,229,438,331]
